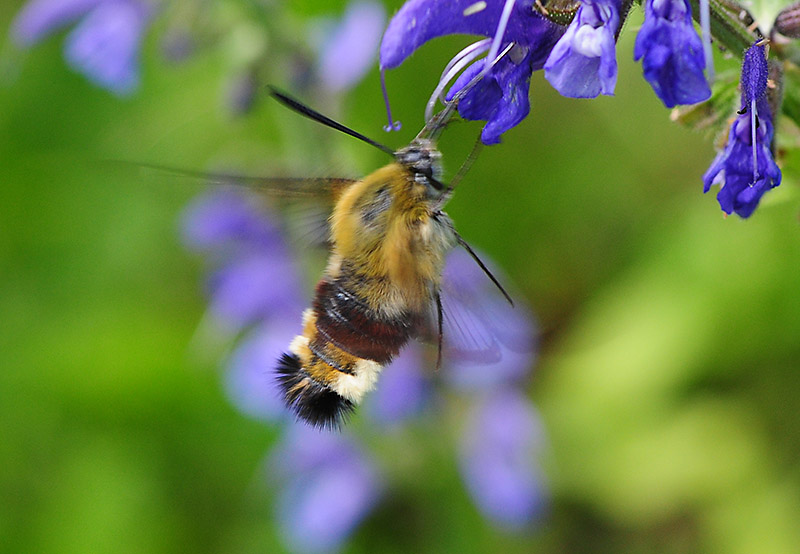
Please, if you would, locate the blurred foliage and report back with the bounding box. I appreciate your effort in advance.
[2,1,800,553]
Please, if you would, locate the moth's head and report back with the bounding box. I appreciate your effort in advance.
[395,138,445,197]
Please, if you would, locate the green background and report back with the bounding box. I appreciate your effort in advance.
[2,1,800,553]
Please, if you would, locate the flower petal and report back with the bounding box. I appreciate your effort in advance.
[544,0,620,98]
[445,28,563,143]
[207,252,305,329]
[381,0,542,69]
[64,0,151,95]
[12,0,102,46]
[633,0,710,107]
[702,44,781,218]
[316,1,386,92]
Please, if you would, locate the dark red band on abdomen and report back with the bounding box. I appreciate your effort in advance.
[312,279,414,364]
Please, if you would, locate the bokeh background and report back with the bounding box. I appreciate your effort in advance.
[3,1,800,553]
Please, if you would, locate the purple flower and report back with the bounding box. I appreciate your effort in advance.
[380,0,564,144]
[11,0,152,95]
[270,425,382,553]
[702,43,781,218]
[544,0,620,98]
[633,0,711,107]
[459,389,546,528]
[315,1,386,93]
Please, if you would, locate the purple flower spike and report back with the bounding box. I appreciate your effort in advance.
[740,40,768,106]
[381,0,564,144]
[544,0,620,98]
[459,389,546,528]
[702,43,781,218]
[316,1,386,93]
[634,0,711,107]
[272,426,382,553]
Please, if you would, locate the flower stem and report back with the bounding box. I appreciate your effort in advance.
[686,0,756,58]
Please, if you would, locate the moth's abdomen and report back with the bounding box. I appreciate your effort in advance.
[313,280,413,363]
[275,351,355,429]
[276,278,415,429]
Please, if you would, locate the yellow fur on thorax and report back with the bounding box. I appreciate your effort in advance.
[329,164,451,313]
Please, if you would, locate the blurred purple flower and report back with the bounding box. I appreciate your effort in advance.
[543,0,621,98]
[181,186,545,548]
[633,0,711,108]
[225,322,300,422]
[380,0,564,144]
[271,425,382,553]
[12,0,153,95]
[182,190,305,330]
[363,346,429,425]
[460,389,546,528]
[206,253,304,329]
[702,42,781,218]
[11,0,102,45]
[315,1,386,93]
[181,189,279,250]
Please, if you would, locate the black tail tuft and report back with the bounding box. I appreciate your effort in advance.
[276,352,354,430]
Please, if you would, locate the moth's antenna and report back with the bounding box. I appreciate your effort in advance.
[455,234,513,306]
[268,86,395,157]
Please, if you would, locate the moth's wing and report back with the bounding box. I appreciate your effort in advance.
[133,162,355,200]
[133,162,356,248]
[422,248,537,386]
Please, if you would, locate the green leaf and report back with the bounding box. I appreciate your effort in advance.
[688,0,757,56]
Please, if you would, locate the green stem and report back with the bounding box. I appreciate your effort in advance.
[687,0,758,58]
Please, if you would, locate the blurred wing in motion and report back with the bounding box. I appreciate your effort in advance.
[432,247,538,387]
[133,162,357,248]
[132,162,356,200]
